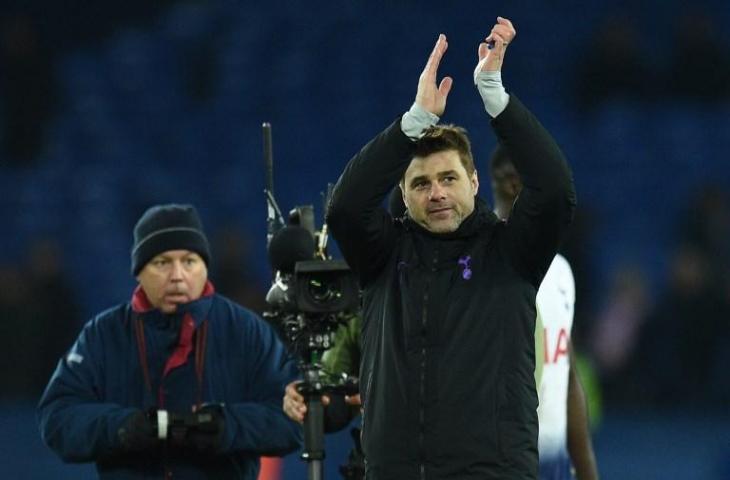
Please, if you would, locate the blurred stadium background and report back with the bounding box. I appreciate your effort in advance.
[1,0,729,478]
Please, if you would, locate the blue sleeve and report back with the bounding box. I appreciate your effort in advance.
[37,319,137,462]
[218,312,302,456]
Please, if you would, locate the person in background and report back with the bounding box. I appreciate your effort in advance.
[491,152,599,480]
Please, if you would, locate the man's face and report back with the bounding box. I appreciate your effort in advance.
[136,250,208,313]
[490,163,521,220]
[402,149,479,233]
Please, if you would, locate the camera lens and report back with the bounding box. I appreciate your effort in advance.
[307,277,342,304]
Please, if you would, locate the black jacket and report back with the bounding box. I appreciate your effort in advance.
[327,96,576,480]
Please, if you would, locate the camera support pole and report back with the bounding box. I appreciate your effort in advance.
[302,394,325,480]
[299,354,327,480]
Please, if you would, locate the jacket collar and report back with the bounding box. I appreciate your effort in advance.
[404,196,498,239]
[131,281,215,328]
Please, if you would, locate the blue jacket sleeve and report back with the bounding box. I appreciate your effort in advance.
[217,313,302,456]
[37,319,137,463]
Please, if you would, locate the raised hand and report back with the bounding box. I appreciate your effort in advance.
[415,34,453,117]
[474,17,517,81]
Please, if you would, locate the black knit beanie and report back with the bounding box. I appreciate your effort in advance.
[131,204,211,275]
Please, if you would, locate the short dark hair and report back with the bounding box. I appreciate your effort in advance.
[489,144,514,174]
[413,124,475,175]
[489,145,524,212]
[489,145,521,183]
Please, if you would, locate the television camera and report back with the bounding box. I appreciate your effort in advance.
[261,123,360,480]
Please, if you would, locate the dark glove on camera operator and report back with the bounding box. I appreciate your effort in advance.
[117,404,225,457]
[38,204,302,479]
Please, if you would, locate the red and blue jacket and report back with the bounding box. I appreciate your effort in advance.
[38,282,302,479]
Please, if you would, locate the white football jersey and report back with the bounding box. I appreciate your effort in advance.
[536,254,575,461]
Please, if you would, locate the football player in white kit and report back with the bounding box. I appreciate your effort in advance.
[490,148,599,480]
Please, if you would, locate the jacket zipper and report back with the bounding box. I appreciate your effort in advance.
[419,295,427,480]
[419,250,439,480]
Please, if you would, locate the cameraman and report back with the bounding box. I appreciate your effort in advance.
[280,189,426,479]
[282,187,411,424]
[38,204,302,479]
[283,313,364,478]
